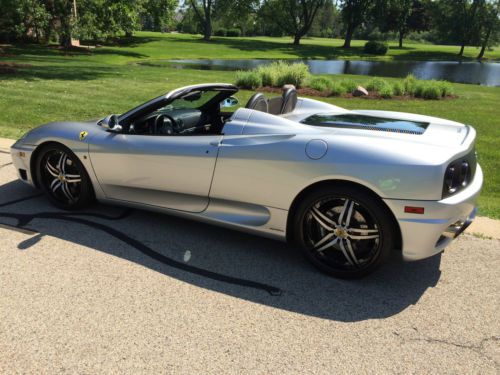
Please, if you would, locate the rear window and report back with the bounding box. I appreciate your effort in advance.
[301,114,429,135]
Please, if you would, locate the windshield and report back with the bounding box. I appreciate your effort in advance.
[161,90,220,111]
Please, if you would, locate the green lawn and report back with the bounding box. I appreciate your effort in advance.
[0,32,499,218]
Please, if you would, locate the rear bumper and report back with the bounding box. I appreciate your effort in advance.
[384,164,483,261]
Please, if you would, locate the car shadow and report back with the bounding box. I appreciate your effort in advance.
[0,179,442,322]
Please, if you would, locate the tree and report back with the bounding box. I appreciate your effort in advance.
[141,0,177,32]
[261,0,325,45]
[54,0,76,47]
[212,0,260,36]
[339,0,374,48]
[189,0,215,41]
[310,1,343,38]
[431,0,484,56]
[476,0,500,59]
[374,0,429,47]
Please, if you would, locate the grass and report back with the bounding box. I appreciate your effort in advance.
[0,32,499,218]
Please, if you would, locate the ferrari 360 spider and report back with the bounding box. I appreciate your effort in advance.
[10,83,482,277]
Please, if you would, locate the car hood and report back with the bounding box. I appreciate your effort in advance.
[16,120,101,147]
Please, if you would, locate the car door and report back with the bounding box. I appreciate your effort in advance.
[89,132,221,212]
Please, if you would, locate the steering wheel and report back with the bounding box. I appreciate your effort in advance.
[153,114,178,135]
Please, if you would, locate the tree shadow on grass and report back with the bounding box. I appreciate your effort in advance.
[0,63,121,81]
[0,177,442,322]
[167,36,373,60]
[2,43,148,60]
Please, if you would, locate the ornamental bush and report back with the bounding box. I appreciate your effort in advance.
[226,28,241,37]
[392,82,405,96]
[308,77,332,93]
[364,41,388,55]
[329,82,348,96]
[235,71,262,89]
[273,61,310,88]
[379,84,394,98]
[366,77,389,92]
[339,78,358,93]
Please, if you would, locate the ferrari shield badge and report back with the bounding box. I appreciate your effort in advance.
[79,131,88,141]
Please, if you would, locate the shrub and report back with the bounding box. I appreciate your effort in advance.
[274,61,310,88]
[403,74,417,95]
[214,29,226,36]
[329,81,348,96]
[413,81,441,99]
[437,80,454,97]
[339,78,358,93]
[308,77,332,93]
[392,82,404,96]
[364,41,388,55]
[256,64,278,87]
[226,28,241,37]
[235,71,262,89]
[366,77,388,92]
[379,84,394,98]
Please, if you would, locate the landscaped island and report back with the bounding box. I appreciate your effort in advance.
[235,62,454,100]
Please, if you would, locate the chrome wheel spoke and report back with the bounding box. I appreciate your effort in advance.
[344,200,355,227]
[338,199,350,226]
[50,179,62,192]
[65,173,81,183]
[61,182,75,202]
[310,206,336,231]
[313,232,334,250]
[348,228,379,234]
[348,233,379,240]
[339,239,355,266]
[45,161,59,177]
[316,237,339,253]
[345,239,359,266]
[57,153,67,173]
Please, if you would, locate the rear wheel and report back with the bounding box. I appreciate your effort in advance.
[293,185,395,278]
[35,144,94,210]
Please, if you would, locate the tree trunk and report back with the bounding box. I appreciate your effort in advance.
[125,31,133,38]
[458,43,465,56]
[203,9,212,41]
[398,30,404,48]
[293,33,301,45]
[343,24,354,48]
[477,27,491,59]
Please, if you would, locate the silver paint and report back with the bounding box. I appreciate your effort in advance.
[11,84,483,261]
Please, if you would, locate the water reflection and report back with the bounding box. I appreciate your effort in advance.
[167,59,500,86]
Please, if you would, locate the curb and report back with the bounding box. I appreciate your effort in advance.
[0,137,14,153]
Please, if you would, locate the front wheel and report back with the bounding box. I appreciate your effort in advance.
[35,144,94,210]
[292,185,395,278]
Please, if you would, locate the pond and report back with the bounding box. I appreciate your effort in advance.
[166,59,500,86]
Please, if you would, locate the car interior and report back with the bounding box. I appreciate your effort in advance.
[124,86,298,136]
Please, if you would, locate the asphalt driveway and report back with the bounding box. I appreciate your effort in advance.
[0,149,498,374]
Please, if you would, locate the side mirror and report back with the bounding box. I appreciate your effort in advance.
[221,96,239,109]
[101,114,123,133]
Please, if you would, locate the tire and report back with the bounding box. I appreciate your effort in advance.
[35,143,94,210]
[292,185,395,278]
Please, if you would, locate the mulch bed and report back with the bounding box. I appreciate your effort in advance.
[256,86,457,100]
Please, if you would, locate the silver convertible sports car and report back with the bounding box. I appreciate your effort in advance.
[11,83,482,278]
